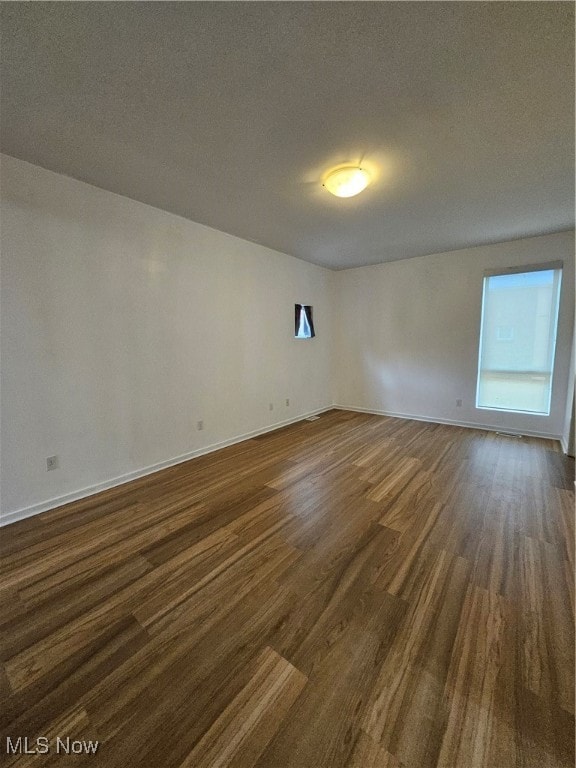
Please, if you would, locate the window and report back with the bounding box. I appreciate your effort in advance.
[295,304,315,339]
[476,265,562,415]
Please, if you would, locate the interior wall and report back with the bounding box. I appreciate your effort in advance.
[562,354,575,456]
[334,231,575,438]
[1,155,335,522]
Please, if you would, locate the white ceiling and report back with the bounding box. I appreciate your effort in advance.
[1,2,573,269]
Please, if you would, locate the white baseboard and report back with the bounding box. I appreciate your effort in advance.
[0,406,333,528]
[333,404,562,442]
[3,404,564,528]
[560,436,569,454]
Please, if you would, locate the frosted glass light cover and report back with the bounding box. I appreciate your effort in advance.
[323,167,370,197]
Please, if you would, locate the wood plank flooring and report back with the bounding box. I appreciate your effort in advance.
[0,409,574,767]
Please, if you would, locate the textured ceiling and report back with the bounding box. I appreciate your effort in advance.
[1,2,573,269]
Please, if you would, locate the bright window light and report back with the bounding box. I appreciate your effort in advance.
[296,310,311,339]
[295,304,315,339]
[476,267,562,415]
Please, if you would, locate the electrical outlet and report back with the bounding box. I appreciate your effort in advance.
[456,399,462,407]
[269,403,274,411]
[285,398,290,407]
[46,455,59,471]
[197,420,204,431]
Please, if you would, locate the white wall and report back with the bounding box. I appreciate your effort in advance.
[334,231,575,438]
[562,355,575,456]
[1,156,335,522]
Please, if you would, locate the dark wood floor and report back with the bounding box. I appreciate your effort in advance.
[1,410,574,768]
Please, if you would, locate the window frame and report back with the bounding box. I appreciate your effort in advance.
[294,304,315,339]
[475,261,563,416]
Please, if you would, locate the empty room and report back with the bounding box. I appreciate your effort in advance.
[0,3,574,767]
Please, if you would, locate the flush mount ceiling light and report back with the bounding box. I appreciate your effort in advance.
[322,165,371,198]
